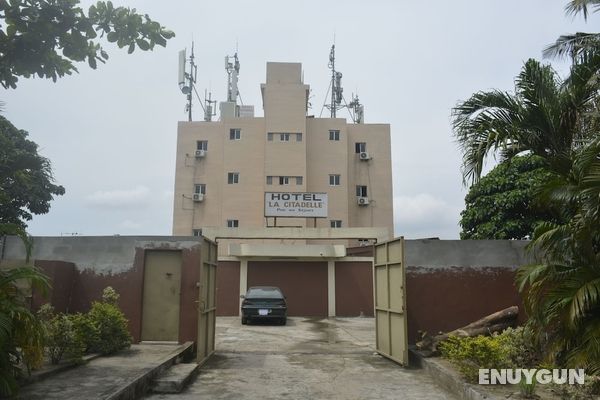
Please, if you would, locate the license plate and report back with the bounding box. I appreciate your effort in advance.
[258,309,269,316]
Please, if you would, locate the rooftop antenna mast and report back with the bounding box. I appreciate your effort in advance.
[225,52,240,103]
[178,42,198,121]
[325,44,344,118]
[203,90,217,121]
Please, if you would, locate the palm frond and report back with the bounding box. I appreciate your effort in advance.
[565,0,600,19]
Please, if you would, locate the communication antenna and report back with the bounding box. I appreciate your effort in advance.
[320,44,361,122]
[225,53,240,103]
[178,42,198,121]
[348,94,364,124]
[204,90,217,121]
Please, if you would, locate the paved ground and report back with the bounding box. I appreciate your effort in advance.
[19,344,183,399]
[146,317,456,400]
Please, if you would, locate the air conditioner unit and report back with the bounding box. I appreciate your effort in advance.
[357,196,370,206]
[359,151,370,160]
[193,193,204,202]
[195,149,206,158]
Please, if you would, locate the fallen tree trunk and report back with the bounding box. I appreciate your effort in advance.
[416,306,519,357]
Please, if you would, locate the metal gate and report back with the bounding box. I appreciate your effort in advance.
[374,237,408,365]
[197,239,218,365]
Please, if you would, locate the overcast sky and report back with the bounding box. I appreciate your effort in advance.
[2,0,597,238]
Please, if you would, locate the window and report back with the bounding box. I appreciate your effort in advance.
[279,176,290,185]
[194,184,206,194]
[355,142,367,153]
[267,132,274,141]
[192,229,202,237]
[228,172,239,184]
[266,176,273,185]
[296,133,303,142]
[356,185,368,197]
[230,128,241,140]
[330,220,342,228]
[329,174,341,186]
[296,176,303,185]
[329,130,340,141]
[227,219,239,228]
[280,133,290,142]
[196,140,208,151]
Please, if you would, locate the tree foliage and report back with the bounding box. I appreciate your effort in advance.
[0,265,49,396]
[544,0,600,59]
[452,56,600,185]
[0,0,175,88]
[460,155,557,240]
[0,115,65,229]
[516,137,600,373]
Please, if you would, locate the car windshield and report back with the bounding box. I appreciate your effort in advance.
[246,287,283,299]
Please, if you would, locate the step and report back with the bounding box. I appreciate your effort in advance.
[152,362,200,394]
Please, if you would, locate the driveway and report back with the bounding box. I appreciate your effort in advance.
[146,317,455,400]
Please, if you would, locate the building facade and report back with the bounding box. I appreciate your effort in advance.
[172,62,393,237]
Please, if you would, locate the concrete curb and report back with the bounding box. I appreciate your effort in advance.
[21,353,103,386]
[410,349,503,400]
[105,341,195,400]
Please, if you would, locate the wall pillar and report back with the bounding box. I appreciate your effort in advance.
[327,260,336,317]
[239,259,248,316]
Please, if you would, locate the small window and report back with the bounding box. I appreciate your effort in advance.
[280,133,290,142]
[227,219,239,228]
[228,172,239,184]
[196,140,208,151]
[330,220,342,228]
[296,176,303,185]
[356,185,368,197]
[329,174,341,186]
[194,184,206,194]
[355,142,366,153]
[266,176,273,185]
[192,229,203,237]
[296,133,303,142]
[267,132,274,141]
[329,130,340,141]
[230,128,241,140]
[279,176,290,185]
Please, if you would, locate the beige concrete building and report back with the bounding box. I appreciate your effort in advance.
[172,62,393,239]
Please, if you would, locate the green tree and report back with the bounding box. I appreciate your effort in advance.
[0,246,49,396]
[0,115,65,230]
[460,155,557,239]
[452,55,600,185]
[544,0,600,59]
[516,137,600,373]
[0,0,175,88]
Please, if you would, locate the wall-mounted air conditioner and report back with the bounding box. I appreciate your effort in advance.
[357,196,370,206]
[193,193,204,202]
[359,152,370,161]
[195,150,206,158]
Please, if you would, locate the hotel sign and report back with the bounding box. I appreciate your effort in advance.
[264,192,328,218]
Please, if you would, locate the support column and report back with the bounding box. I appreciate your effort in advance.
[328,260,336,317]
[239,259,248,316]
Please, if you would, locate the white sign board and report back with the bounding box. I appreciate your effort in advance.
[265,192,328,218]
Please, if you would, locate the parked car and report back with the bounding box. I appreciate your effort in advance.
[241,286,287,325]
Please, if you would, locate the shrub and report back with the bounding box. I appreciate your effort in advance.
[69,313,100,353]
[87,287,131,355]
[37,304,84,364]
[439,335,510,382]
[496,326,539,368]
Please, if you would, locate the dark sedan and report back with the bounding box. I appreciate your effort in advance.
[241,286,287,325]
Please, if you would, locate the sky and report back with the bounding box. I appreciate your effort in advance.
[2,0,597,239]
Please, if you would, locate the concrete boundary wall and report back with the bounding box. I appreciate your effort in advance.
[404,239,531,343]
[1,236,208,344]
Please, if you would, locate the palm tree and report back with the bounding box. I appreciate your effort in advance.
[544,0,600,59]
[452,55,600,185]
[516,137,600,372]
[0,225,48,396]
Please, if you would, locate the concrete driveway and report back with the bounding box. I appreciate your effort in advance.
[146,317,455,400]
